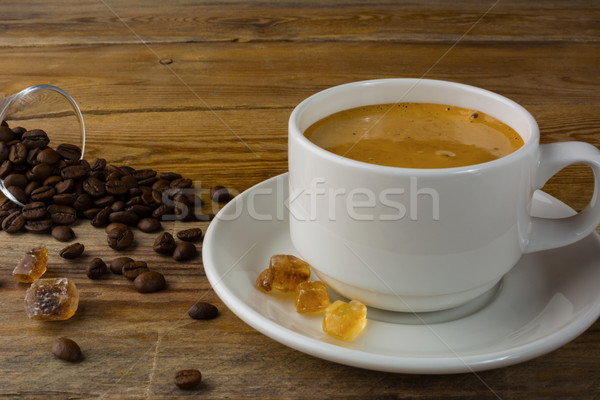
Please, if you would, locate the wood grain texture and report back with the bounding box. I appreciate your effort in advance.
[0,1,599,399]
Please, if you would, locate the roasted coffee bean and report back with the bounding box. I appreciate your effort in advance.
[0,125,14,142]
[11,126,26,138]
[83,208,100,219]
[120,166,136,176]
[24,181,41,197]
[0,143,9,163]
[61,164,87,180]
[83,177,105,197]
[133,169,156,181]
[105,222,128,234]
[134,271,166,293]
[59,242,85,259]
[27,162,52,181]
[107,225,134,251]
[73,193,93,212]
[93,195,115,208]
[177,228,203,243]
[109,210,139,226]
[52,337,82,362]
[127,204,152,218]
[0,160,12,178]
[90,158,106,171]
[152,179,171,192]
[26,147,42,166]
[195,213,215,222]
[141,191,159,207]
[138,176,158,186]
[4,173,27,188]
[170,178,192,189]
[121,174,138,189]
[56,143,82,161]
[90,170,106,181]
[87,258,108,280]
[152,204,171,220]
[110,256,133,275]
[111,200,125,212]
[160,172,182,181]
[36,148,60,165]
[43,175,62,187]
[7,185,27,204]
[173,242,198,261]
[21,129,49,149]
[25,219,52,234]
[122,261,149,281]
[30,185,56,201]
[151,190,163,205]
[92,206,112,228]
[137,217,161,233]
[211,185,233,203]
[2,211,25,233]
[188,302,218,320]
[105,179,128,195]
[107,164,125,177]
[53,193,77,206]
[8,142,27,163]
[22,201,48,220]
[153,232,176,255]
[48,204,77,225]
[51,225,75,242]
[174,369,202,390]
[55,178,74,194]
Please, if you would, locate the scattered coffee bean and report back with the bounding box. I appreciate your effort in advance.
[137,217,161,233]
[56,143,82,161]
[122,261,149,281]
[21,201,47,220]
[109,210,139,226]
[211,185,233,203]
[51,337,82,362]
[21,129,49,149]
[87,258,108,279]
[174,369,202,390]
[188,302,218,320]
[153,232,176,255]
[107,224,134,251]
[173,242,198,261]
[59,242,85,259]
[105,222,128,234]
[110,257,133,275]
[2,212,25,234]
[176,228,202,242]
[134,271,166,293]
[25,218,53,234]
[47,204,77,225]
[51,225,75,242]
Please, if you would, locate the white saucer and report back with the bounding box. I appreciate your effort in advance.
[203,173,600,374]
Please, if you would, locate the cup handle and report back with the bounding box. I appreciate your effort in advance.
[525,141,600,253]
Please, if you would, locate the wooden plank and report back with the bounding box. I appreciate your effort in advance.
[0,41,598,112]
[1,0,598,46]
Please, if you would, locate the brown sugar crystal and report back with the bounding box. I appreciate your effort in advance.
[24,278,79,321]
[12,246,48,283]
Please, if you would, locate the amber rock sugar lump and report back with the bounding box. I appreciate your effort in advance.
[12,247,48,283]
[24,278,79,321]
[323,300,367,341]
[295,281,330,313]
[256,254,311,293]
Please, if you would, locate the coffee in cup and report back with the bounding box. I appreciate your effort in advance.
[288,79,600,312]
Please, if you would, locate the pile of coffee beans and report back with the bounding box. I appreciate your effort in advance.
[0,123,219,237]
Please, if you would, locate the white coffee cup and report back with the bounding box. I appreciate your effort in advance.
[288,78,600,312]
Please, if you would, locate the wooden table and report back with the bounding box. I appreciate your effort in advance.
[1,1,599,398]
